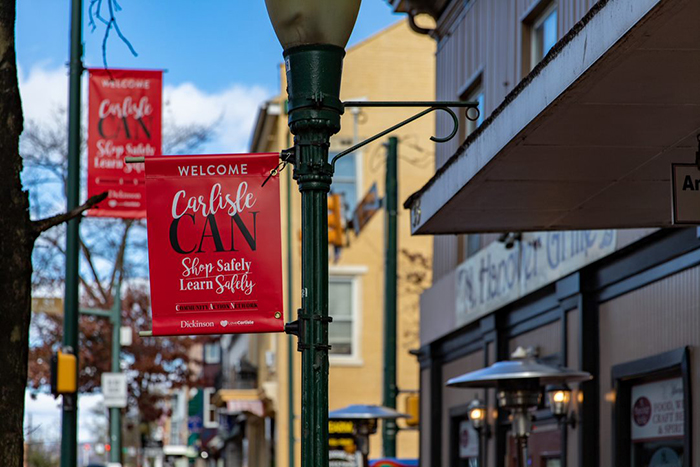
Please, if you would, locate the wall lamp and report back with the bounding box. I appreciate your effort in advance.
[545,384,577,428]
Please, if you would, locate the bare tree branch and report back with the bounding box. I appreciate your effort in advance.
[108,220,133,294]
[80,236,110,304]
[31,192,108,238]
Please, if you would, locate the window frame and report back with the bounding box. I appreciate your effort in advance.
[329,147,363,220]
[328,266,366,366]
[521,0,558,77]
[611,347,692,467]
[202,387,219,429]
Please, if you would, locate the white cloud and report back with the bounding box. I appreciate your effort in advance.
[17,63,273,154]
[25,391,105,443]
[164,82,272,153]
[18,63,70,124]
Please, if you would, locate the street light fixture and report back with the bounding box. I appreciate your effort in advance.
[468,399,486,430]
[446,347,591,467]
[329,404,408,467]
[264,2,479,466]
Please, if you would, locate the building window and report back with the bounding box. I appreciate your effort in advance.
[328,276,358,358]
[612,347,690,467]
[458,78,485,144]
[204,343,221,364]
[330,151,358,216]
[203,388,219,428]
[525,2,558,73]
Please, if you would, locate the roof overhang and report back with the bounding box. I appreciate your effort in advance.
[406,0,700,234]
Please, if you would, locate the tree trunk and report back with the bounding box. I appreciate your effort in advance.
[0,1,31,467]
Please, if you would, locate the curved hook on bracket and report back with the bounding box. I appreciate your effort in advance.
[430,106,459,143]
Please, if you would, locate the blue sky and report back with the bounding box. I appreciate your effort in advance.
[17,2,403,155]
[19,0,402,441]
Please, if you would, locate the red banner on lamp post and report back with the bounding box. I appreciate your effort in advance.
[145,153,283,336]
[87,69,162,218]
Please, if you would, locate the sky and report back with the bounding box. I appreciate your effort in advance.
[19,0,402,443]
[17,0,403,153]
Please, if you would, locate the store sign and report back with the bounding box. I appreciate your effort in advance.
[458,420,478,459]
[456,230,616,326]
[632,378,684,441]
[329,420,359,467]
[102,372,128,408]
[87,69,162,218]
[671,164,700,224]
[352,183,381,236]
[145,153,283,336]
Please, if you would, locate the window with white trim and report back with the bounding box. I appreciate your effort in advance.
[328,276,357,357]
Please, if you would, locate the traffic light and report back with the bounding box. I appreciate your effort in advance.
[50,350,77,396]
[404,393,419,427]
[328,193,344,247]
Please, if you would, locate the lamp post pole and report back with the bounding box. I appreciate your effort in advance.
[284,44,346,467]
[61,0,83,465]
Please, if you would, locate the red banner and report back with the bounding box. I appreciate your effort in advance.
[87,69,162,218]
[145,153,283,336]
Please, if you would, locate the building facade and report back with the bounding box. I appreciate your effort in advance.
[388,0,700,466]
[216,20,438,467]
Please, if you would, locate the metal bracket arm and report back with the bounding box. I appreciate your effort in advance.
[331,100,479,168]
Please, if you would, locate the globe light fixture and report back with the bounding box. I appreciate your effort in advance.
[446,347,591,467]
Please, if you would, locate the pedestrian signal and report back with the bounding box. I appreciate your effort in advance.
[50,350,77,396]
[328,193,344,247]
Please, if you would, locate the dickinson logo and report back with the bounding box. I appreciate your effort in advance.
[180,320,215,328]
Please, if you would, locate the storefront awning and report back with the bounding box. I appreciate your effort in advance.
[214,388,265,417]
[406,0,700,234]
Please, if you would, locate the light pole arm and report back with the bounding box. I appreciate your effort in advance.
[330,100,479,168]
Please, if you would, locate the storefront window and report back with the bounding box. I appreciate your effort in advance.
[631,378,684,467]
[612,348,690,467]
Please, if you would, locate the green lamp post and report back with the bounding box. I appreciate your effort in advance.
[264,2,361,467]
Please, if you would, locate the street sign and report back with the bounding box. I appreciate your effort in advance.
[352,182,381,236]
[31,297,63,316]
[102,372,128,408]
[145,153,284,336]
[671,163,700,224]
[120,326,132,347]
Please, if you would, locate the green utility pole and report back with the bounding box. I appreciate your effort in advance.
[110,283,123,464]
[382,137,398,457]
[283,44,345,467]
[61,0,83,466]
